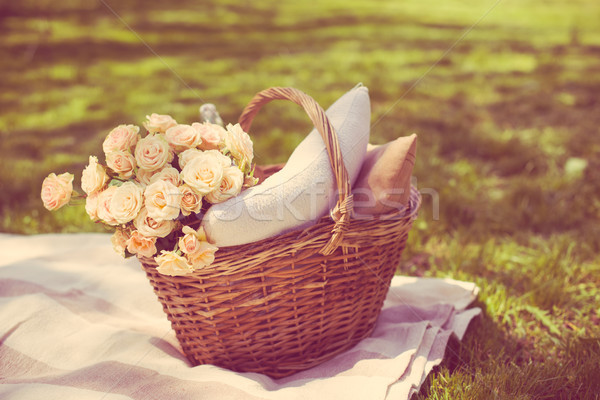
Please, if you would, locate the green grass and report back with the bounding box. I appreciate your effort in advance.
[1,0,599,398]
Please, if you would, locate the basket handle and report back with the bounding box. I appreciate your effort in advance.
[238,87,353,256]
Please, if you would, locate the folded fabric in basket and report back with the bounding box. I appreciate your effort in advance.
[202,84,370,247]
[353,134,417,217]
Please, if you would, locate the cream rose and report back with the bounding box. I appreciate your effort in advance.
[133,207,175,238]
[106,151,136,179]
[81,156,109,195]
[181,150,230,195]
[41,172,74,211]
[97,186,118,225]
[207,149,232,168]
[103,125,140,154]
[144,179,182,221]
[224,123,253,172]
[205,165,243,204]
[149,166,180,187]
[135,133,172,172]
[155,251,194,276]
[190,225,208,241]
[178,227,202,255]
[179,184,203,216]
[110,182,144,224]
[187,241,218,269]
[111,227,131,257]
[126,230,157,259]
[178,148,203,170]
[165,124,202,152]
[193,122,225,151]
[179,226,218,269]
[135,168,157,186]
[144,113,177,134]
[85,192,100,221]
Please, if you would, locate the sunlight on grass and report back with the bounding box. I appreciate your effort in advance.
[458,49,538,73]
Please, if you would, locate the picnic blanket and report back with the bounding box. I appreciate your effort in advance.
[0,233,480,400]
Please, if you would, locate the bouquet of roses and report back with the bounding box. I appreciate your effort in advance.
[40,108,256,276]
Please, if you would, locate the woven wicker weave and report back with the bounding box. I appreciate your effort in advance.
[139,87,421,378]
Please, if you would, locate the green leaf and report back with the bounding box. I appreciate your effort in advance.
[522,304,561,336]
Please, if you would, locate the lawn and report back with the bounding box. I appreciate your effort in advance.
[1,0,599,398]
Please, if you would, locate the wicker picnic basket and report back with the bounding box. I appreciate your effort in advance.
[139,87,421,378]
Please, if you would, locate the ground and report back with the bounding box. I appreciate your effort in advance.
[1,0,599,398]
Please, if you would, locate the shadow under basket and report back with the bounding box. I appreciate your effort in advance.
[139,87,422,378]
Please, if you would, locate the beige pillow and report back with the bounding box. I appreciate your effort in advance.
[352,134,417,217]
[254,134,417,217]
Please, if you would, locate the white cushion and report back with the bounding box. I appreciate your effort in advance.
[202,85,371,247]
